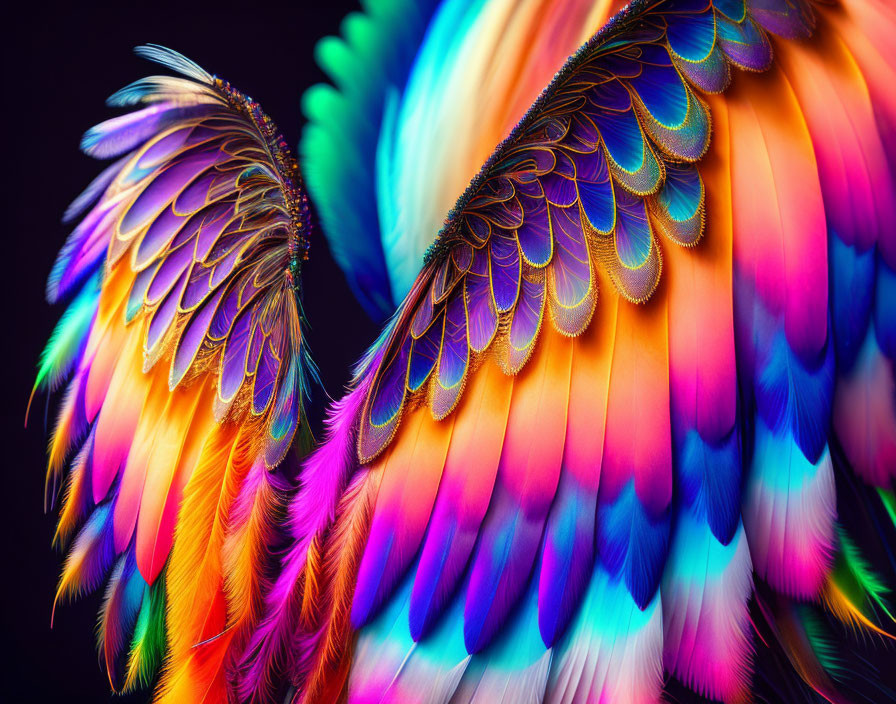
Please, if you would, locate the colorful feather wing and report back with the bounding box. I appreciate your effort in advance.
[302,0,630,318]
[248,0,896,702]
[35,46,311,701]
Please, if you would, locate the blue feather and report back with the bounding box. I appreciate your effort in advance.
[874,254,896,359]
[754,328,834,464]
[829,232,874,372]
[596,481,670,609]
[677,428,742,545]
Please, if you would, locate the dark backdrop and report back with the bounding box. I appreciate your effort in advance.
[3,2,376,701]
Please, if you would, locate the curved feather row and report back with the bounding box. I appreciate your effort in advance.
[355,0,745,467]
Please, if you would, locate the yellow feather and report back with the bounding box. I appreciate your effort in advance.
[822,576,896,642]
[46,377,81,491]
[136,377,212,581]
[53,443,89,547]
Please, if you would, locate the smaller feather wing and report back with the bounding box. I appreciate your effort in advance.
[36,45,312,701]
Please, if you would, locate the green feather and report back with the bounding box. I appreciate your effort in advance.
[123,579,166,692]
[798,605,845,680]
[34,275,99,393]
[298,0,442,319]
[835,524,894,622]
[879,489,896,531]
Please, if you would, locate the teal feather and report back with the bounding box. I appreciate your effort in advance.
[33,275,99,395]
[300,0,443,320]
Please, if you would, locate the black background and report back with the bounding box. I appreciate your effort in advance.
[3,1,376,701]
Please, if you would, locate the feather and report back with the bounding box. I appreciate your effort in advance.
[234,381,372,701]
[30,275,99,403]
[537,286,616,647]
[450,572,552,704]
[160,425,248,676]
[296,469,383,704]
[349,557,470,704]
[98,552,146,690]
[54,501,116,608]
[831,526,895,623]
[463,326,571,653]
[352,407,455,628]
[122,578,167,692]
[598,289,672,609]
[300,0,444,318]
[743,419,836,598]
[661,513,754,703]
[410,359,512,641]
[546,565,663,704]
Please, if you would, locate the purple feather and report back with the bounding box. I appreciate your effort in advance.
[490,230,522,312]
[433,293,469,418]
[80,103,210,159]
[463,486,544,653]
[219,306,254,403]
[538,473,596,646]
[171,286,225,388]
[146,270,186,355]
[517,190,552,267]
[135,204,189,269]
[146,239,194,305]
[466,253,498,353]
[119,145,221,235]
[408,312,443,392]
[253,337,280,414]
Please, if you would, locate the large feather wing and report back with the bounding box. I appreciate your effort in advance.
[248,1,896,702]
[36,46,311,701]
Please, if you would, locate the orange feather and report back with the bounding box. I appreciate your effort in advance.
[159,422,250,686]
